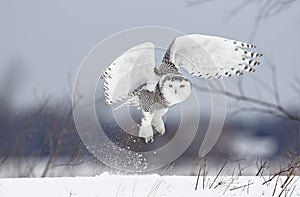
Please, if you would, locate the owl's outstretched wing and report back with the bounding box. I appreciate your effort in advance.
[101,42,157,105]
[163,34,262,79]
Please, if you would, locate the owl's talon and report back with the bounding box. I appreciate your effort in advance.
[144,136,154,143]
[155,127,165,135]
[159,130,165,136]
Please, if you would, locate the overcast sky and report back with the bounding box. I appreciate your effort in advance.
[0,0,299,111]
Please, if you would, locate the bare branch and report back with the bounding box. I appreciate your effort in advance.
[229,106,289,120]
[195,159,202,190]
[256,159,268,176]
[193,84,300,122]
[209,157,229,189]
[186,0,217,8]
[262,156,300,185]
[41,104,74,177]
[229,182,254,191]
[186,0,298,39]
[223,0,253,23]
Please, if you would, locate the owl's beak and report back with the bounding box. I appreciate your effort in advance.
[175,89,177,94]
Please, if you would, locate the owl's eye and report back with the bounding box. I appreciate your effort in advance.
[169,84,173,88]
[180,84,185,88]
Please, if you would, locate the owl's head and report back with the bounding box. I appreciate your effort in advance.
[160,75,192,106]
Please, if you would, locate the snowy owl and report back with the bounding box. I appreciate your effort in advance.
[101,34,262,143]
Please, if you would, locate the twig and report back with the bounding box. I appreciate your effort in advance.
[163,162,175,173]
[263,164,300,185]
[247,180,251,194]
[256,160,268,176]
[148,178,164,197]
[278,176,294,197]
[195,159,202,190]
[229,182,253,191]
[186,0,298,40]
[41,105,74,177]
[229,106,291,121]
[281,166,296,189]
[223,0,253,23]
[186,0,217,8]
[203,158,207,189]
[272,175,280,196]
[270,63,281,106]
[223,176,238,195]
[288,184,297,197]
[132,178,137,197]
[193,84,300,122]
[209,157,228,189]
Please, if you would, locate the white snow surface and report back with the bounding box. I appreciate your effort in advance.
[0,173,299,197]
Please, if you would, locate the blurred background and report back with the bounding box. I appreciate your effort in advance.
[0,0,299,177]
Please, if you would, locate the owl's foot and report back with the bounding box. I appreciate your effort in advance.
[152,109,168,136]
[153,125,165,136]
[139,126,154,143]
[144,135,154,143]
[139,112,154,143]
[139,127,153,143]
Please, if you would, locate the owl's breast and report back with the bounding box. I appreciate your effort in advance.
[138,88,168,113]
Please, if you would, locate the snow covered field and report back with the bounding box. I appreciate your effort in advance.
[1,173,299,197]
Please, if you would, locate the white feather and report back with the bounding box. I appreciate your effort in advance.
[166,34,262,79]
[102,42,157,104]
